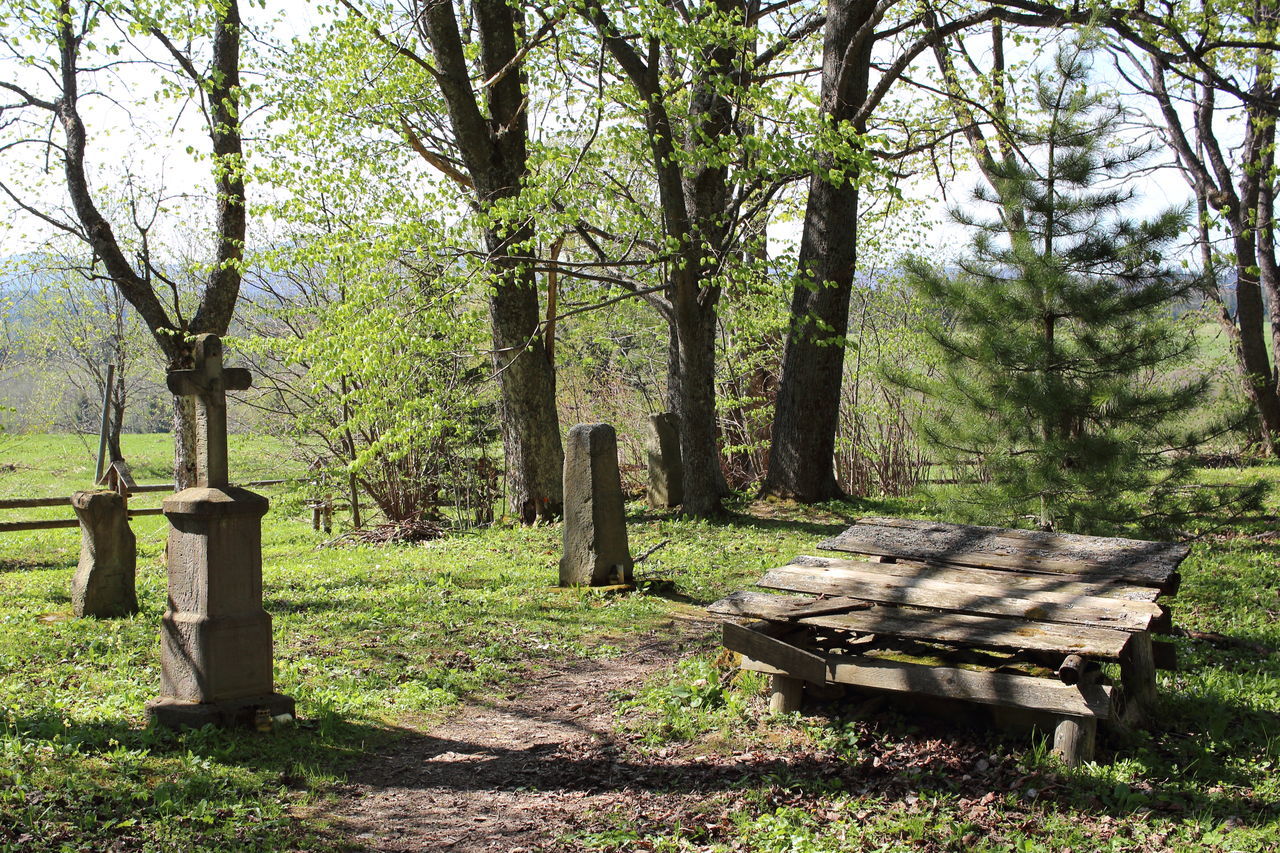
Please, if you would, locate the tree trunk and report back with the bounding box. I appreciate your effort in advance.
[1256,121,1280,450]
[1144,58,1280,455]
[108,397,125,464]
[764,0,873,501]
[765,183,858,500]
[669,277,725,516]
[39,1,247,488]
[173,394,198,490]
[419,0,564,523]
[1228,223,1280,452]
[489,232,564,522]
[105,366,127,464]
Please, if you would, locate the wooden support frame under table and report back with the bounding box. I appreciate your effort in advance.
[724,621,1116,766]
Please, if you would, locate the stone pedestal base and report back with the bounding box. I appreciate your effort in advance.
[152,486,292,729]
[159,611,275,701]
[147,692,296,730]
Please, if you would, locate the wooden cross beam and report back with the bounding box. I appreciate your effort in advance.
[166,334,251,489]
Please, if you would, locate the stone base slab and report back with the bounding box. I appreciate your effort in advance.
[146,692,296,731]
[551,583,636,594]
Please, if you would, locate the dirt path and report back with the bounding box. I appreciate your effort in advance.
[332,616,1074,853]
[334,621,718,852]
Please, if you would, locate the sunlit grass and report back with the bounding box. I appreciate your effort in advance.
[3,436,1279,850]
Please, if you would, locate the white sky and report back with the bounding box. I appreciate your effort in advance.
[0,3,1200,269]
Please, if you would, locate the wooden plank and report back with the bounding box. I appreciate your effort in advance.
[130,483,178,494]
[723,623,827,684]
[0,480,288,510]
[739,652,1114,718]
[129,479,287,494]
[787,555,1162,603]
[128,507,165,518]
[820,518,1185,592]
[0,496,72,509]
[759,564,1159,632]
[859,516,1190,561]
[0,518,80,532]
[709,590,1135,659]
[778,595,872,620]
[845,517,1189,586]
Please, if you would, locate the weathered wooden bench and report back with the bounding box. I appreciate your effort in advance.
[708,516,1188,765]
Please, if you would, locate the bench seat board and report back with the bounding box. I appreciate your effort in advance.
[788,555,1163,603]
[737,651,1114,719]
[710,590,1135,659]
[819,517,1187,593]
[758,563,1161,632]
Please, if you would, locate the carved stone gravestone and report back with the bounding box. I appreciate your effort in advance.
[69,490,138,618]
[146,334,295,729]
[646,412,683,508]
[560,423,634,587]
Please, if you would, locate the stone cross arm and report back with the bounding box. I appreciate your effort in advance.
[166,366,252,397]
[166,334,251,489]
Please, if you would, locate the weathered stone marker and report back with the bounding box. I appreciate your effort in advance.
[69,490,138,618]
[645,412,683,508]
[560,423,634,587]
[147,333,295,729]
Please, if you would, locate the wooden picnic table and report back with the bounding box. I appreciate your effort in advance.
[708,516,1189,765]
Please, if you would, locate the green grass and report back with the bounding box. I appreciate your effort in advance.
[574,468,1280,852]
[3,436,1280,851]
[0,434,874,851]
[1,432,296,497]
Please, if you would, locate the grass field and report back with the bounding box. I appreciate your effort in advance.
[2,435,1279,851]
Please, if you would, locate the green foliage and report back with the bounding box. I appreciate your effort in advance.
[244,239,498,527]
[898,45,1248,533]
[837,276,941,497]
[244,18,507,529]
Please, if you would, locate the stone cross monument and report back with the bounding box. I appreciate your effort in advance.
[146,334,294,729]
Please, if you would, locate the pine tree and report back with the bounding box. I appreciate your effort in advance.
[901,45,1206,533]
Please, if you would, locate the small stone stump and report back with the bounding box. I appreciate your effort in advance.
[70,490,138,618]
[147,334,294,729]
[646,412,683,508]
[560,423,634,587]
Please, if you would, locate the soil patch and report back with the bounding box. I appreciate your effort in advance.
[334,622,721,851]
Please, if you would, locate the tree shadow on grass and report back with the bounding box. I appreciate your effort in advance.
[0,557,71,574]
[1,706,396,850]
[5,706,391,770]
[331,692,1276,837]
[710,509,851,540]
[628,497,874,541]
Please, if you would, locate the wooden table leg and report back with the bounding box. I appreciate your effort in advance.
[1053,715,1096,766]
[1120,632,1157,725]
[769,674,804,713]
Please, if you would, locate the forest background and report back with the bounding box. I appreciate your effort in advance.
[0,0,1274,533]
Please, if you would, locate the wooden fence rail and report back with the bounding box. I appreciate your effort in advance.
[0,496,73,510]
[0,480,288,534]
